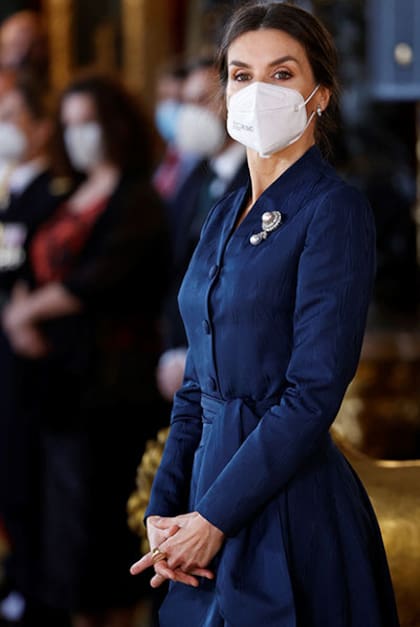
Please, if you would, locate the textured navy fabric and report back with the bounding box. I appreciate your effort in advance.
[146,147,400,627]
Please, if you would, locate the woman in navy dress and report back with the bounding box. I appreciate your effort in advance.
[131,4,399,626]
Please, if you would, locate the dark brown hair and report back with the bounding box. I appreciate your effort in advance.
[50,72,153,177]
[216,2,339,155]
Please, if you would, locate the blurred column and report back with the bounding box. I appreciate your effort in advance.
[44,0,74,91]
[121,0,146,94]
[93,19,118,73]
[121,0,181,107]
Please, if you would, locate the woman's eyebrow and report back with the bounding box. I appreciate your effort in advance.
[229,60,251,68]
[268,56,300,66]
[229,55,300,67]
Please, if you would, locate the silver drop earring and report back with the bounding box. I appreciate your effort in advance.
[316,105,323,117]
[250,211,282,246]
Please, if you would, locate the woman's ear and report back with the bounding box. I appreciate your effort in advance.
[317,86,331,112]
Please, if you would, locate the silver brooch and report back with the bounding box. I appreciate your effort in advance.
[249,211,282,246]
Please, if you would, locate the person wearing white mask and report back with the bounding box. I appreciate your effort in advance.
[130,4,399,627]
[0,70,63,297]
[156,57,248,403]
[0,69,77,627]
[2,73,171,627]
[173,58,227,160]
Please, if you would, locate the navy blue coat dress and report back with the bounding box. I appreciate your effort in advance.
[146,146,399,627]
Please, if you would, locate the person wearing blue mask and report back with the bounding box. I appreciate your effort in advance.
[153,61,198,202]
[130,3,399,627]
[155,57,248,403]
[154,62,186,146]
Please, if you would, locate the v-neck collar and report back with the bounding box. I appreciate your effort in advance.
[230,145,327,236]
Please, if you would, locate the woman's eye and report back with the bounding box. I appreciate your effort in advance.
[233,72,251,82]
[273,70,292,80]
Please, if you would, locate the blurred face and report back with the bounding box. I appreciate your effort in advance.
[0,89,31,129]
[61,92,106,172]
[182,66,221,115]
[173,65,227,157]
[0,88,48,162]
[0,14,45,70]
[226,28,329,128]
[156,75,184,103]
[61,92,97,127]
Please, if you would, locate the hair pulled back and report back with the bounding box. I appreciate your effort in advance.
[216,2,339,155]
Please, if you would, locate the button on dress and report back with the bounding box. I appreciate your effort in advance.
[146,146,400,627]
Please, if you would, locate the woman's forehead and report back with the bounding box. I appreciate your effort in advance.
[227,28,307,66]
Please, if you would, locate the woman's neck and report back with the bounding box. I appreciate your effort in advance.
[68,161,121,212]
[88,161,120,186]
[247,136,315,205]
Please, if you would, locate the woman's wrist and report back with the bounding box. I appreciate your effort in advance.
[195,512,225,540]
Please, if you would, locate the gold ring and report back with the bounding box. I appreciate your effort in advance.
[151,547,167,564]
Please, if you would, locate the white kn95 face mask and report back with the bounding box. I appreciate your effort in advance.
[227,81,320,158]
[0,122,28,162]
[64,122,104,172]
[174,104,226,158]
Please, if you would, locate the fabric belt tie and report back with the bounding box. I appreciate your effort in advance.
[187,392,297,627]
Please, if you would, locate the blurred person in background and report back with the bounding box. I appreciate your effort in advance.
[0,70,17,187]
[0,71,60,308]
[2,72,171,627]
[0,11,49,86]
[0,69,76,625]
[156,57,248,402]
[153,59,198,203]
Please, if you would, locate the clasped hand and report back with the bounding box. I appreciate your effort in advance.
[2,282,48,358]
[130,511,224,588]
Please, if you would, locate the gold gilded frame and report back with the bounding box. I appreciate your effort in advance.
[121,0,172,105]
[44,0,172,105]
[44,0,74,92]
[121,0,147,94]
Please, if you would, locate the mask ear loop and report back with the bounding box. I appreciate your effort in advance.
[303,83,320,106]
[285,84,321,148]
[258,84,321,157]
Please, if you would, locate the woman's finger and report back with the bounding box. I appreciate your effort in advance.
[150,572,167,588]
[165,553,214,578]
[163,524,180,539]
[129,552,153,575]
[172,570,200,587]
[189,568,214,580]
[153,561,199,588]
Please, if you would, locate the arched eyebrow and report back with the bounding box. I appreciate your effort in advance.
[229,56,300,67]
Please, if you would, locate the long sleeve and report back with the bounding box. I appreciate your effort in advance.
[196,187,376,536]
[145,349,203,518]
